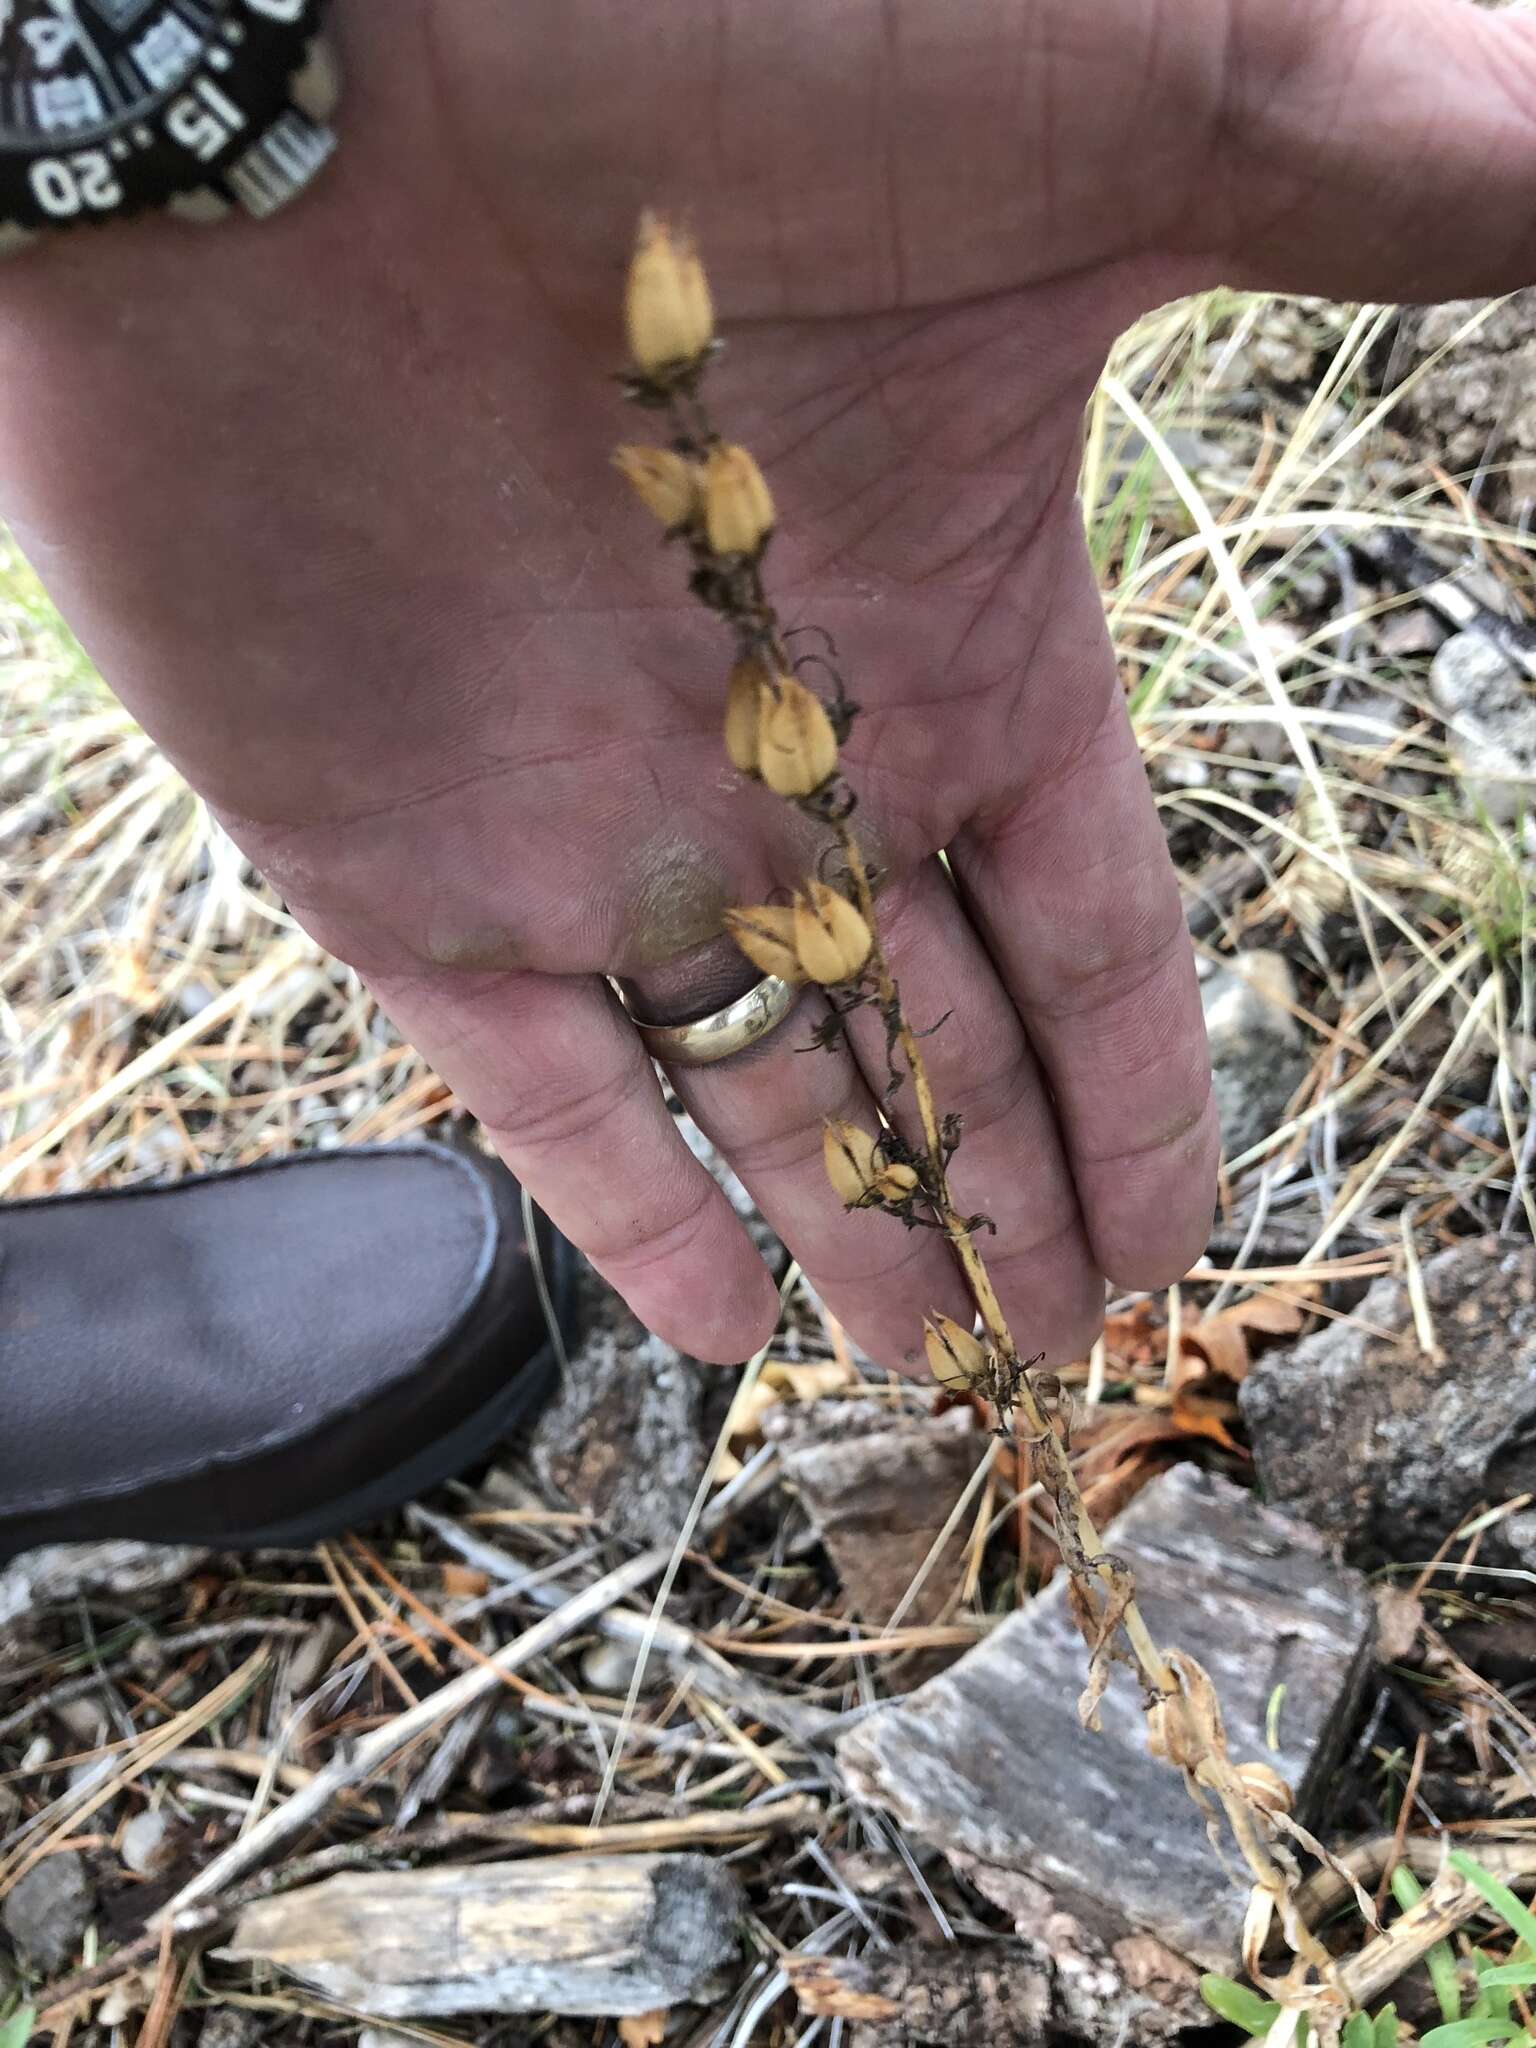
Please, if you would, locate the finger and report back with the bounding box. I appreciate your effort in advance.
[1206,0,1536,300]
[632,950,974,1374]
[365,964,781,1363]
[954,567,1217,1290]
[842,861,1106,1367]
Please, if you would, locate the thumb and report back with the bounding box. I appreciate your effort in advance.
[1206,0,1536,301]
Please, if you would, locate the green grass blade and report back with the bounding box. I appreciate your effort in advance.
[1198,1973,1280,2036]
[1419,2023,1521,2047]
[1450,1851,1536,1961]
[0,2009,33,2048]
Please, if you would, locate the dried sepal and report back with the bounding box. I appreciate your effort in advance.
[625,213,713,378]
[703,443,775,557]
[723,655,772,777]
[924,1314,989,1392]
[612,446,703,530]
[723,904,805,983]
[793,881,871,985]
[758,676,837,797]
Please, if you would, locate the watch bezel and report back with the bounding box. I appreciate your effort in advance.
[0,0,331,237]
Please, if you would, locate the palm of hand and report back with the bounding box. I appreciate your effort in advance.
[4,0,1533,1364]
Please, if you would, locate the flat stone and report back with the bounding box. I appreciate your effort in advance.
[1241,1236,1536,1566]
[837,1465,1373,1971]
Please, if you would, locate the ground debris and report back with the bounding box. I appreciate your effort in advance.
[838,1466,1373,1971]
[1241,1236,1536,1566]
[786,1946,1052,2044]
[221,1852,744,2017]
[770,1399,987,1643]
[530,1275,707,1548]
[0,1540,207,1634]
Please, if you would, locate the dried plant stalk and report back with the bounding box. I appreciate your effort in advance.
[612,214,1342,2030]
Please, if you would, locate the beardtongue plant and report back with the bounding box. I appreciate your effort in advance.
[613,212,1365,2040]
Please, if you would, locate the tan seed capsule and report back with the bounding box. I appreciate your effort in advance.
[1234,1761,1293,1817]
[723,656,772,777]
[625,213,714,376]
[723,904,805,984]
[793,881,872,985]
[703,443,775,557]
[612,446,703,529]
[823,1120,882,1207]
[871,1159,920,1201]
[758,677,837,798]
[923,1314,989,1392]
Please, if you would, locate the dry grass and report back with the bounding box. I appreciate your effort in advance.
[3,291,1536,2046]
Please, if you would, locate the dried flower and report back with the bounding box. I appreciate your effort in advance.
[625,213,713,377]
[758,677,837,797]
[924,1314,989,1392]
[723,656,772,776]
[723,904,805,983]
[612,446,703,529]
[703,443,775,556]
[793,881,871,985]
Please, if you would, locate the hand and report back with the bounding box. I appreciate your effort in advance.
[4,0,1534,1369]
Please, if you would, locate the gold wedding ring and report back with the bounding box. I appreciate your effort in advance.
[628,974,801,1068]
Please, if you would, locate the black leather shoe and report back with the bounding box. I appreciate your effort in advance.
[0,1143,575,1559]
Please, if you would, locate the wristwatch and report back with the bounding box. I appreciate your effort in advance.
[0,0,338,257]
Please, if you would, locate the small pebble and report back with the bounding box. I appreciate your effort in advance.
[121,1808,174,1877]
[580,1637,667,1697]
[1,1848,94,1971]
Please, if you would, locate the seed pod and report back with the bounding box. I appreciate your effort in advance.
[612,446,703,529]
[1234,1761,1293,1817]
[871,1157,920,1201]
[793,881,872,985]
[758,677,837,798]
[924,1314,989,1392]
[823,1120,882,1207]
[703,443,775,557]
[723,656,772,777]
[723,904,805,983]
[625,213,713,376]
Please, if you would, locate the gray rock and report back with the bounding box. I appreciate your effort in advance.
[531,1296,706,1550]
[1430,632,1536,821]
[198,2009,265,2048]
[1200,951,1309,1157]
[837,1465,1373,1971]
[2,1849,94,1971]
[0,1541,207,1630]
[1395,293,1536,520]
[580,1638,668,1698]
[1242,1236,1536,1567]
